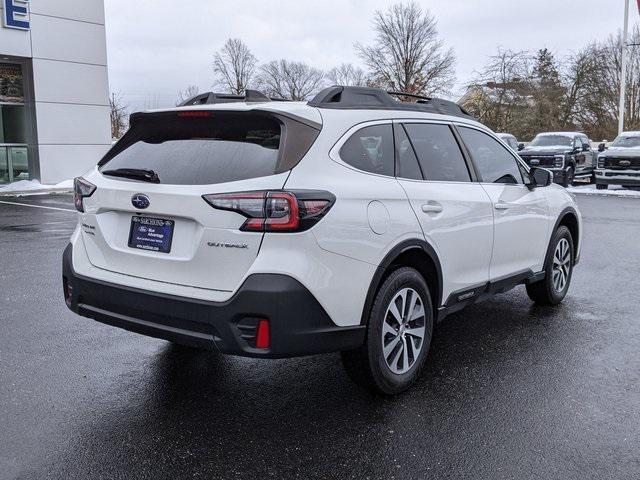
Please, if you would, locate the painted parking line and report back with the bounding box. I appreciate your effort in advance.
[0,200,76,213]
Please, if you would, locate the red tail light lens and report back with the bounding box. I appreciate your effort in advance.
[73,177,96,212]
[202,190,334,232]
[255,319,271,349]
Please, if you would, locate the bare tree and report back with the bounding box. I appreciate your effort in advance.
[461,49,532,138]
[326,63,367,87]
[356,2,456,96]
[213,38,257,94]
[258,60,325,100]
[176,85,200,106]
[109,92,128,140]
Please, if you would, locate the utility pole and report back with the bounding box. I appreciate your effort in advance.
[619,0,630,135]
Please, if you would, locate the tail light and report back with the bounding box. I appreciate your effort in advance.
[202,190,335,232]
[74,177,96,212]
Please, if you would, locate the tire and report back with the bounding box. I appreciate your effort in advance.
[561,167,574,188]
[596,183,608,190]
[341,267,434,395]
[526,226,574,306]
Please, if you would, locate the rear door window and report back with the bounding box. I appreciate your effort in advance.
[100,111,317,185]
[403,123,471,182]
[339,124,395,177]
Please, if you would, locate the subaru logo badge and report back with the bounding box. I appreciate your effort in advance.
[131,194,150,210]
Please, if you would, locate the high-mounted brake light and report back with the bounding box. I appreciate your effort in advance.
[177,111,211,118]
[73,177,96,212]
[202,190,334,233]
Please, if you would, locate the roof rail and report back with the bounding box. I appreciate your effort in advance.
[308,86,474,120]
[178,89,289,107]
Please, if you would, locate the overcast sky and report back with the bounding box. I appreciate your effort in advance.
[104,0,634,111]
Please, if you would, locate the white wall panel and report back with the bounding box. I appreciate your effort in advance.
[32,59,109,105]
[38,144,109,183]
[0,16,32,57]
[30,14,107,65]
[30,0,105,25]
[35,103,111,145]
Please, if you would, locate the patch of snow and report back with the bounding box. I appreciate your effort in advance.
[0,179,73,196]
[567,184,640,197]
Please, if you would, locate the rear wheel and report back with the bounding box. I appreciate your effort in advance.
[526,226,574,305]
[596,183,608,190]
[341,267,434,395]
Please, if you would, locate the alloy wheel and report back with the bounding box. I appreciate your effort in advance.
[552,238,571,292]
[381,288,426,375]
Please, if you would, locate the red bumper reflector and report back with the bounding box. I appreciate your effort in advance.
[256,319,270,349]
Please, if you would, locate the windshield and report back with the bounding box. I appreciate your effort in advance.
[611,135,640,148]
[530,135,574,148]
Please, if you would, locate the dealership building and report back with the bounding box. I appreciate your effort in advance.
[0,0,111,185]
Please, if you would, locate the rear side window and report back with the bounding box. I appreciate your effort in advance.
[404,123,471,182]
[339,124,395,176]
[459,127,523,184]
[100,111,318,185]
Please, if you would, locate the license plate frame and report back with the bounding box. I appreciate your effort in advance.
[128,216,175,254]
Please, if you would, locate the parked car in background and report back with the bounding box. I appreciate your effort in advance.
[595,131,640,190]
[518,132,596,187]
[496,133,522,151]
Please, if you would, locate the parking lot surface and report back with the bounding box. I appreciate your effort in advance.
[1,193,639,480]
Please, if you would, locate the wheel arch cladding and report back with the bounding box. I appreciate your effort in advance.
[557,208,580,260]
[360,240,442,326]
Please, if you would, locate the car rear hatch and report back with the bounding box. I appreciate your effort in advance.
[79,108,320,293]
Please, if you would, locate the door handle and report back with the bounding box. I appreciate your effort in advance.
[494,201,510,211]
[421,203,443,213]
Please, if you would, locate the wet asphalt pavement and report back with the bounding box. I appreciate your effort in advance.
[0,193,639,480]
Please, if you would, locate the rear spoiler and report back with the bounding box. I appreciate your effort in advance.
[178,90,290,106]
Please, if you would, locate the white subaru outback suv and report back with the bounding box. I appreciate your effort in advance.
[63,87,582,394]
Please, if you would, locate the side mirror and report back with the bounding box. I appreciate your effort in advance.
[582,144,590,152]
[530,167,552,188]
[518,143,525,151]
[598,143,606,152]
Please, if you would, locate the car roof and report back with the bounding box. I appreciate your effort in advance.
[536,131,584,138]
[619,131,640,136]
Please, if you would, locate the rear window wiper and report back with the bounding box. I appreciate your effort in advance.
[101,168,160,183]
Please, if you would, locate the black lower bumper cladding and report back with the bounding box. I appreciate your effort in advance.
[62,245,365,358]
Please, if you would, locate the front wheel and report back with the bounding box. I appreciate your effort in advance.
[341,267,434,395]
[562,167,574,188]
[526,226,574,305]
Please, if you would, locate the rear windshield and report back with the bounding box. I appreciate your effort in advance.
[100,111,287,185]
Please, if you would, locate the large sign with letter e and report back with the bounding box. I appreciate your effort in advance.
[3,0,30,31]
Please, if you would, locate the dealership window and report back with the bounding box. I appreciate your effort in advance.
[0,62,30,183]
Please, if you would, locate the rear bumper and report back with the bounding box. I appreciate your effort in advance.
[62,244,365,358]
